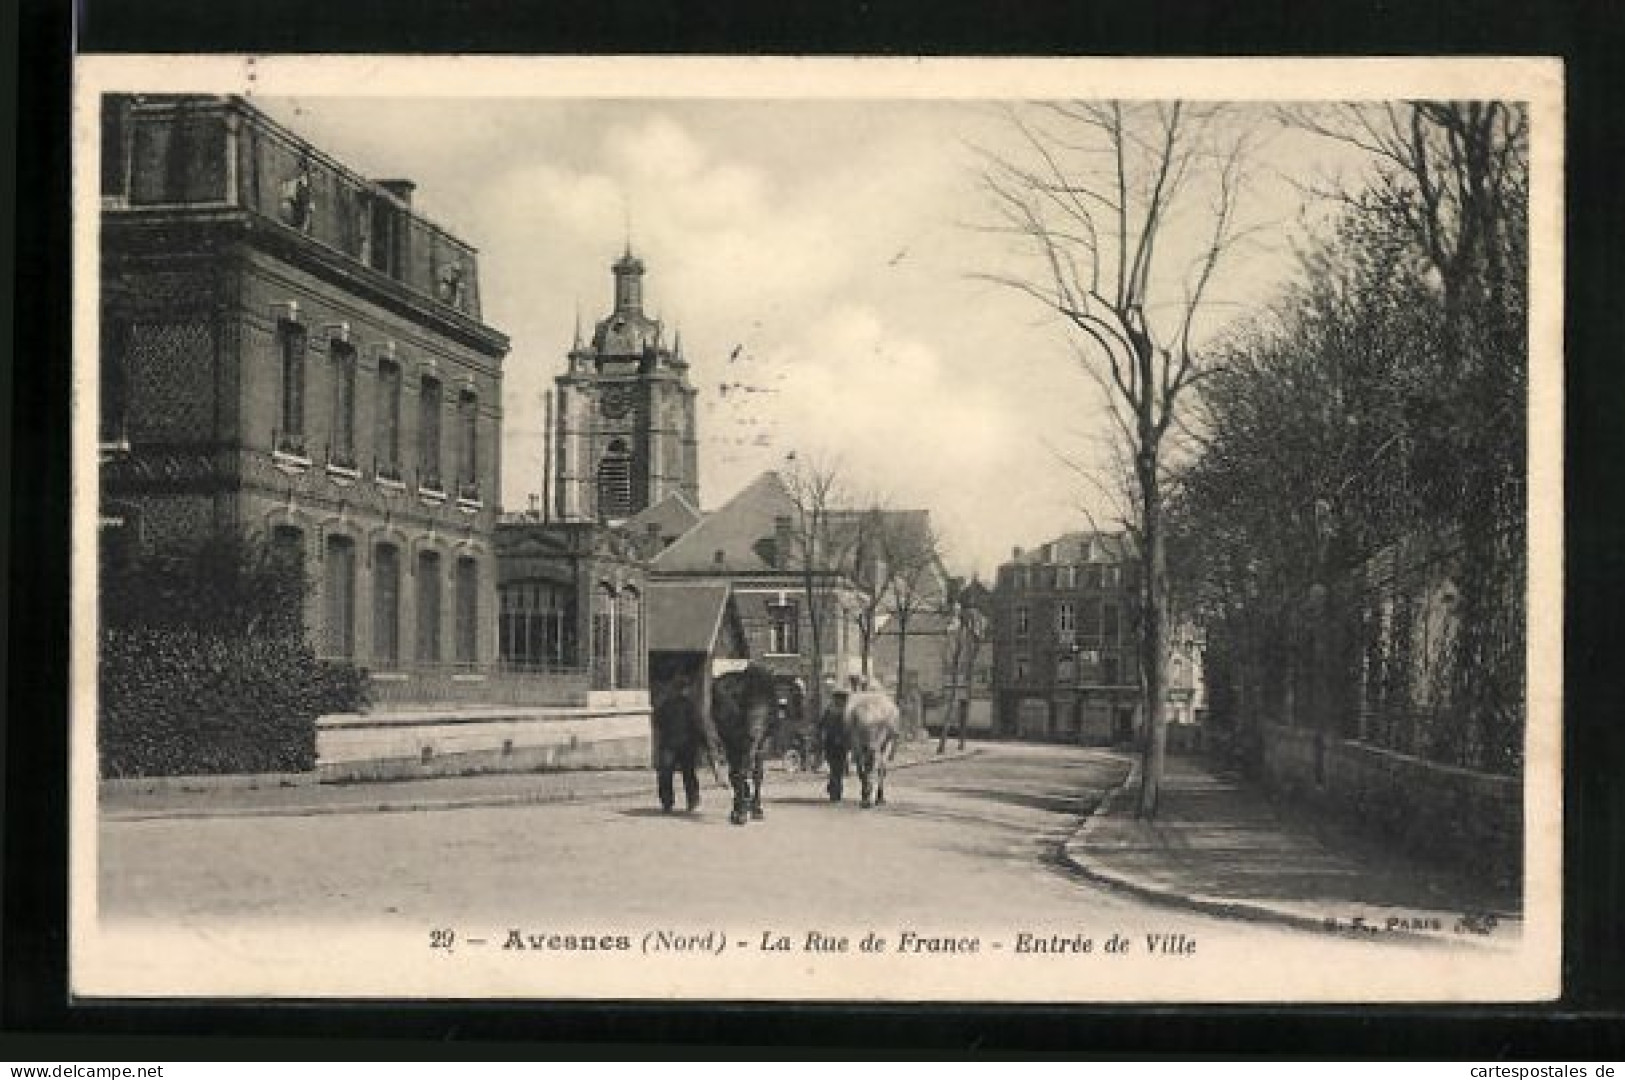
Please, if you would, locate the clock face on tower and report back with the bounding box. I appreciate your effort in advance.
[599,386,633,420]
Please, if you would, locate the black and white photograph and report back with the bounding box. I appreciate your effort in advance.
[71,56,1563,1001]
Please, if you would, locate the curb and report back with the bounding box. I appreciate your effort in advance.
[102,745,983,822]
[1057,759,1506,948]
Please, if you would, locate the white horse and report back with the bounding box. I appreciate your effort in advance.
[821,678,901,808]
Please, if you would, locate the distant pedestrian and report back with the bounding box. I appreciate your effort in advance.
[654,675,707,813]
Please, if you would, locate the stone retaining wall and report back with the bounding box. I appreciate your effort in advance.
[317,705,652,781]
[1260,723,1521,892]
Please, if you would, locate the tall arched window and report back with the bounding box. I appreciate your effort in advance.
[330,340,357,468]
[373,542,400,666]
[596,439,633,520]
[324,534,356,659]
[416,550,441,662]
[455,556,479,666]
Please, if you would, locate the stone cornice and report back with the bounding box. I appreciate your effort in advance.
[103,209,510,359]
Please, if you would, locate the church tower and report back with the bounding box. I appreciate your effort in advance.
[551,248,700,522]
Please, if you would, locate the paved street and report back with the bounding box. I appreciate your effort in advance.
[99,744,1424,945]
[92,742,1528,1000]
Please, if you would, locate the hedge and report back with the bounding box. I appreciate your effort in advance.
[99,626,368,778]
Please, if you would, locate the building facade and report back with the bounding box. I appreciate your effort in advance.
[550,250,700,523]
[99,94,510,697]
[991,531,1208,745]
[991,532,1141,743]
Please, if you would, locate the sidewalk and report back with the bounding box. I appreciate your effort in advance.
[99,738,977,821]
[1062,751,1522,946]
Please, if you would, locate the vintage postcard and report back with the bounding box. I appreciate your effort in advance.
[71,55,1563,1001]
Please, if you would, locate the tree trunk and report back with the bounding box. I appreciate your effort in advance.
[894,616,909,699]
[1136,458,1170,819]
[938,622,963,755]
[957,635,979,751]
[804,570,826,720]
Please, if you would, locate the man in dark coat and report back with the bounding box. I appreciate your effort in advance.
[654,675,708,813]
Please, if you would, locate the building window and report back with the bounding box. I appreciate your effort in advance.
[1103,602,1120,638]
[375,358,402,481]
[1015,657,1030,683]
[270,525,305,581]
[416,550,441,662]
[1059,565,1076,589]
[454,556,479,665]
[364,193,403,277]
[500,581,571,668]
[101,94,133,202]
[597,439,633,520]
[100,319,129,448]
[1103,655,1121,687]
[767,600,799,655]
[617,586,642,689]
[278,321,308,456]
[591,585,617,690]
[457,389,479,501]
[1015,606,1029,637]
[323,535,356,660]
[329,340,357,469]
[373,543,400,666]
[418,375,443,491]
[1056,601,1076,634]
[271,526,305,626]
[1103,566,1121,588]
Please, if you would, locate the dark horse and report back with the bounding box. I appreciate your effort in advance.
[820,683,902,808]
[711,663,803,825]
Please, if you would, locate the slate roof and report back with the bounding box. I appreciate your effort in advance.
[647,581,733,653]
[623,489,704,546]
[1014,531,1136,566]
[651,470,799,574]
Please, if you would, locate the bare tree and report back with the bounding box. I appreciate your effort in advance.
[881,512,945,733]
[979,101,1260,817]
[843,499,898,681]
[780,451,846,718]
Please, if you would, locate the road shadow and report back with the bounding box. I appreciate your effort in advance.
[617,807,710,821]
[928,784,1105,817]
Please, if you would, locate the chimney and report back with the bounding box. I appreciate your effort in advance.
[774,515,793,567]
[376,179,416,207]
[1012,546,1024,562]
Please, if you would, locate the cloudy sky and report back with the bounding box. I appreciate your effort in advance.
[254,95,1346,577]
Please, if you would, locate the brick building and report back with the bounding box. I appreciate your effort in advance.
[99,94,510,701]
[991,532,1141,743]
[992,531,1207,745]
